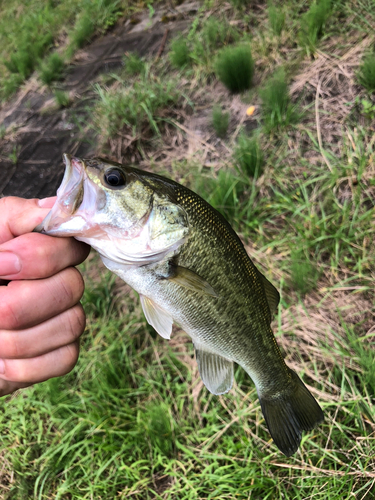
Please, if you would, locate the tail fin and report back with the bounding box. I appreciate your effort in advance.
[259,370,324,457]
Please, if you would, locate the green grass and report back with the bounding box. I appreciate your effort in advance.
[39,53,65,86]
[93,69,183,140]
[4,32,53,80]
[123,52,146,76]
[215,44,254,93]
[169,36,192,68]
[357,52,375,93]
[299,0,332,54]
[212,104,230,138]
[233,133,264,178]
[193,168,244,223]
[259,68,301,131]
[0,258,374,498]
[290,249,319,296]
[0,0,141,101]
[54,90,71,108]
[268,3,285,36]
[169,16,238,72]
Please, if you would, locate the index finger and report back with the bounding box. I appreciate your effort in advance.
[0,197,56,243]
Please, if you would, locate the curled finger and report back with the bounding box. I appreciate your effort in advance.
[0,303,86,359]
[0,341,80,386]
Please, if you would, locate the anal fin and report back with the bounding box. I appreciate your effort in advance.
[195,343,233,395]
[140,295,173,340]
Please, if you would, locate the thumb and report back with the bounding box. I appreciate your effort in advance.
[0,197,56,243]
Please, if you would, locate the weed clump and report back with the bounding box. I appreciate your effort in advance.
[169,37,191,68]
[54,90,70,108]
[299,0,332,54]
[40,53,65,86]
[357,53,375,93]
[199,17,235,54]
[4,33,53,80]
[212,105,230,138]
[194,168,243,223]
[215,44,254,93]
[259,68,300,131]
[290,250,319,296]
[67,0,123,55]
[70,14,95,52]
[234,133,263,178]
[144,403,174,457]
[229,0,251,8]
[268,3,285,36]
[94,72,181,139]
[123,52,145,76]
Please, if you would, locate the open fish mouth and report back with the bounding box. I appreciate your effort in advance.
[34,154,90,236]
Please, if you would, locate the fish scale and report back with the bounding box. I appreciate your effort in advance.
[35,154,324,457]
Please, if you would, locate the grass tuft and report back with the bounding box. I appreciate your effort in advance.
[233,133,264,178]
[94,70,182,139]
[193,167,243,223]
[299,0,332,54]
[290,250,319,296]
[215,44,254,93]
[144,402,175,457]
[268,3,285,36]
[212,104,230,138]
[54,90,70,108]
[123,52,146,76]
[39,52,65,86]
[357,52,375,93]
[4,33,53,80]
[70,14,95,51]
[259,68,301,131]
[169,36,191,68]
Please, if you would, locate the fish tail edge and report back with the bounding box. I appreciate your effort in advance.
[259,369,324,457]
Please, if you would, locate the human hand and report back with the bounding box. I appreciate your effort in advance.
[0,196,90,397]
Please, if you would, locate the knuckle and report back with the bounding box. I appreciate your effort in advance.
[61,341,80,375]
[0,331,20,359]
[29,237,58,275]
[56,267,85,306]
[8,359,28,383]
[66,304,86,342]
[0,297,20,330]
[0,196,16,215]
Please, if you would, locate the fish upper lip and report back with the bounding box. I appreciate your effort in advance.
[34,154,86,233]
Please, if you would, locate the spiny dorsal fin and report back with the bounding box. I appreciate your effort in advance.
[169,266,218,297]
[194,343,233,395]
[140,295,173,339]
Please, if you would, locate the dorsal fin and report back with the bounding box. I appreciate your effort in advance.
[255,269,280,320]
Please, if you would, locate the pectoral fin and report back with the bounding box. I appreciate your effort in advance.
[169,266,218,297]
[140,295,173,340]
[194,343,233,395]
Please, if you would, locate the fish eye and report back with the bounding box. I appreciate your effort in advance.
[104,169,126,189]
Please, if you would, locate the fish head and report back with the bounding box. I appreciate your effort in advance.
[35,155,189,266]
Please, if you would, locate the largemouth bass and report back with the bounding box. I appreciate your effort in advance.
[35,154,323,456]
